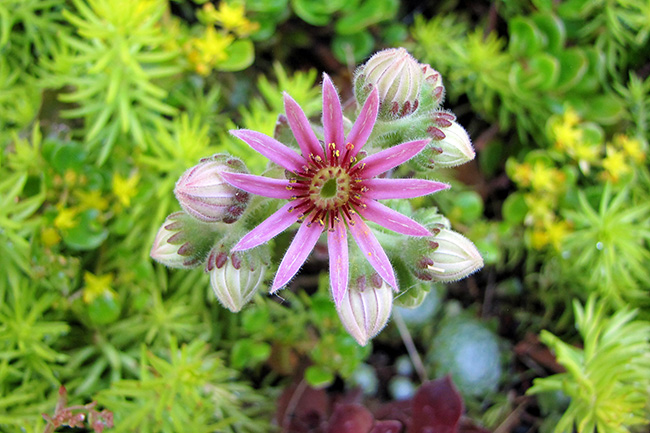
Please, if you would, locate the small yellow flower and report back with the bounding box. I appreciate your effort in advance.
[614,134,645,164]
[530,227,549,250]
[562,107,580,127]
[602,146,630,182]
[75,189,109,212]
[187,26,234,75]
[524,194,555,226]
[572,141,601,173]
[42,227,62,248]
[530,219,572,251]
[530,162,565,195]
[83,271,115,304]
[546,220,572,251]
[54,207,80,230]
[552,108,583,152]
[203,2,259,36]
[553,121,583,152]
[112,172,140,207]
[63,170,78,186]
[512,162,532,188]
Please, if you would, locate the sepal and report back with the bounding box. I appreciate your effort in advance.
[206,243,270,312]
[411,228,483,282]
[150,211,218,269]
[416,116,475,169]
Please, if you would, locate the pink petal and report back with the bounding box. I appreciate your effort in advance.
[322,74,345,149]
[232,202,301,251]
[220,171,294,199]
[362,178,450,199]
[271,222,323,292]
[357,139,429,178]
[357,199,431,236]
[346,213,398,290]
[230,129,306,173]
[284,92,324,159]
[328,218,349,307]
[346,88,379,160]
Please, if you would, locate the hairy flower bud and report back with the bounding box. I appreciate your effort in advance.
[174,154,250,223]
[416,115,475,169]
[337,273,393,346]
[150,211,217,269]
[413,228,483,282]
[354,48,424,119]
[205,245,269,312]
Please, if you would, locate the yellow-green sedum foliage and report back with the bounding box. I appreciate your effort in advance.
[48,0,181,164]
[528,296,650,433]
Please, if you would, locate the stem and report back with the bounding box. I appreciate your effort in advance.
[393,309,428,383]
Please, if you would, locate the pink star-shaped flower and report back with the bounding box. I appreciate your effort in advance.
[221,74,449,306]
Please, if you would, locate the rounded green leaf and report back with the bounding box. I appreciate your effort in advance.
[452,191,484,224]
[217,39,255,72]
[555,48,588,91]
[510,53,559,92]
[570,48,602,94]
[578,95,625,126]
[531,13,565,53]
[529,52,560,90]
[334,0,398,35]
[332,30,374,64]
[231,339,271,369]
[62,209,109,250]
[381,22,408,45]
[427,317,502,398]
[247,0,288,14]
[51,144,87,173]
[475,238,501,266]
[305,365,335,388]
[292,0,344,26]
[509,16,544,57]
[88,293,121,325]
[242,306,271,333]
[502,192,528,225]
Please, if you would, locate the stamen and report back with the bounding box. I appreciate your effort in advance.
[427,264,445,273]
[341,206,354,224]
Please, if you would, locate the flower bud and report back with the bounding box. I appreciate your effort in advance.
[174,154,250,223]
[337,273,393,346]
[150,211,217,269]
[205,245,269,312]
[354,48,424,119]
[413,228,483,282]
[415,115,475,169]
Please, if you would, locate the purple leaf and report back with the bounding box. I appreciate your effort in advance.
[410,376,464,433]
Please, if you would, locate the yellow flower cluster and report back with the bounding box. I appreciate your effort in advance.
[46,170,140,247]
[551,108,646,182]
[83,271,116,304]
[201,2,259,37]
[601,134,645,183]
[511,159,571,251]
[551,108,600,174]
[512,107,647,251]
[112,172,140,208]
[184,2,258,76]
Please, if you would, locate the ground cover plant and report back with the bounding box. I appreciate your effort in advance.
[1,1,649,432]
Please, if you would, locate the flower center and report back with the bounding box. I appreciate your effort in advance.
[309,167,351,210]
